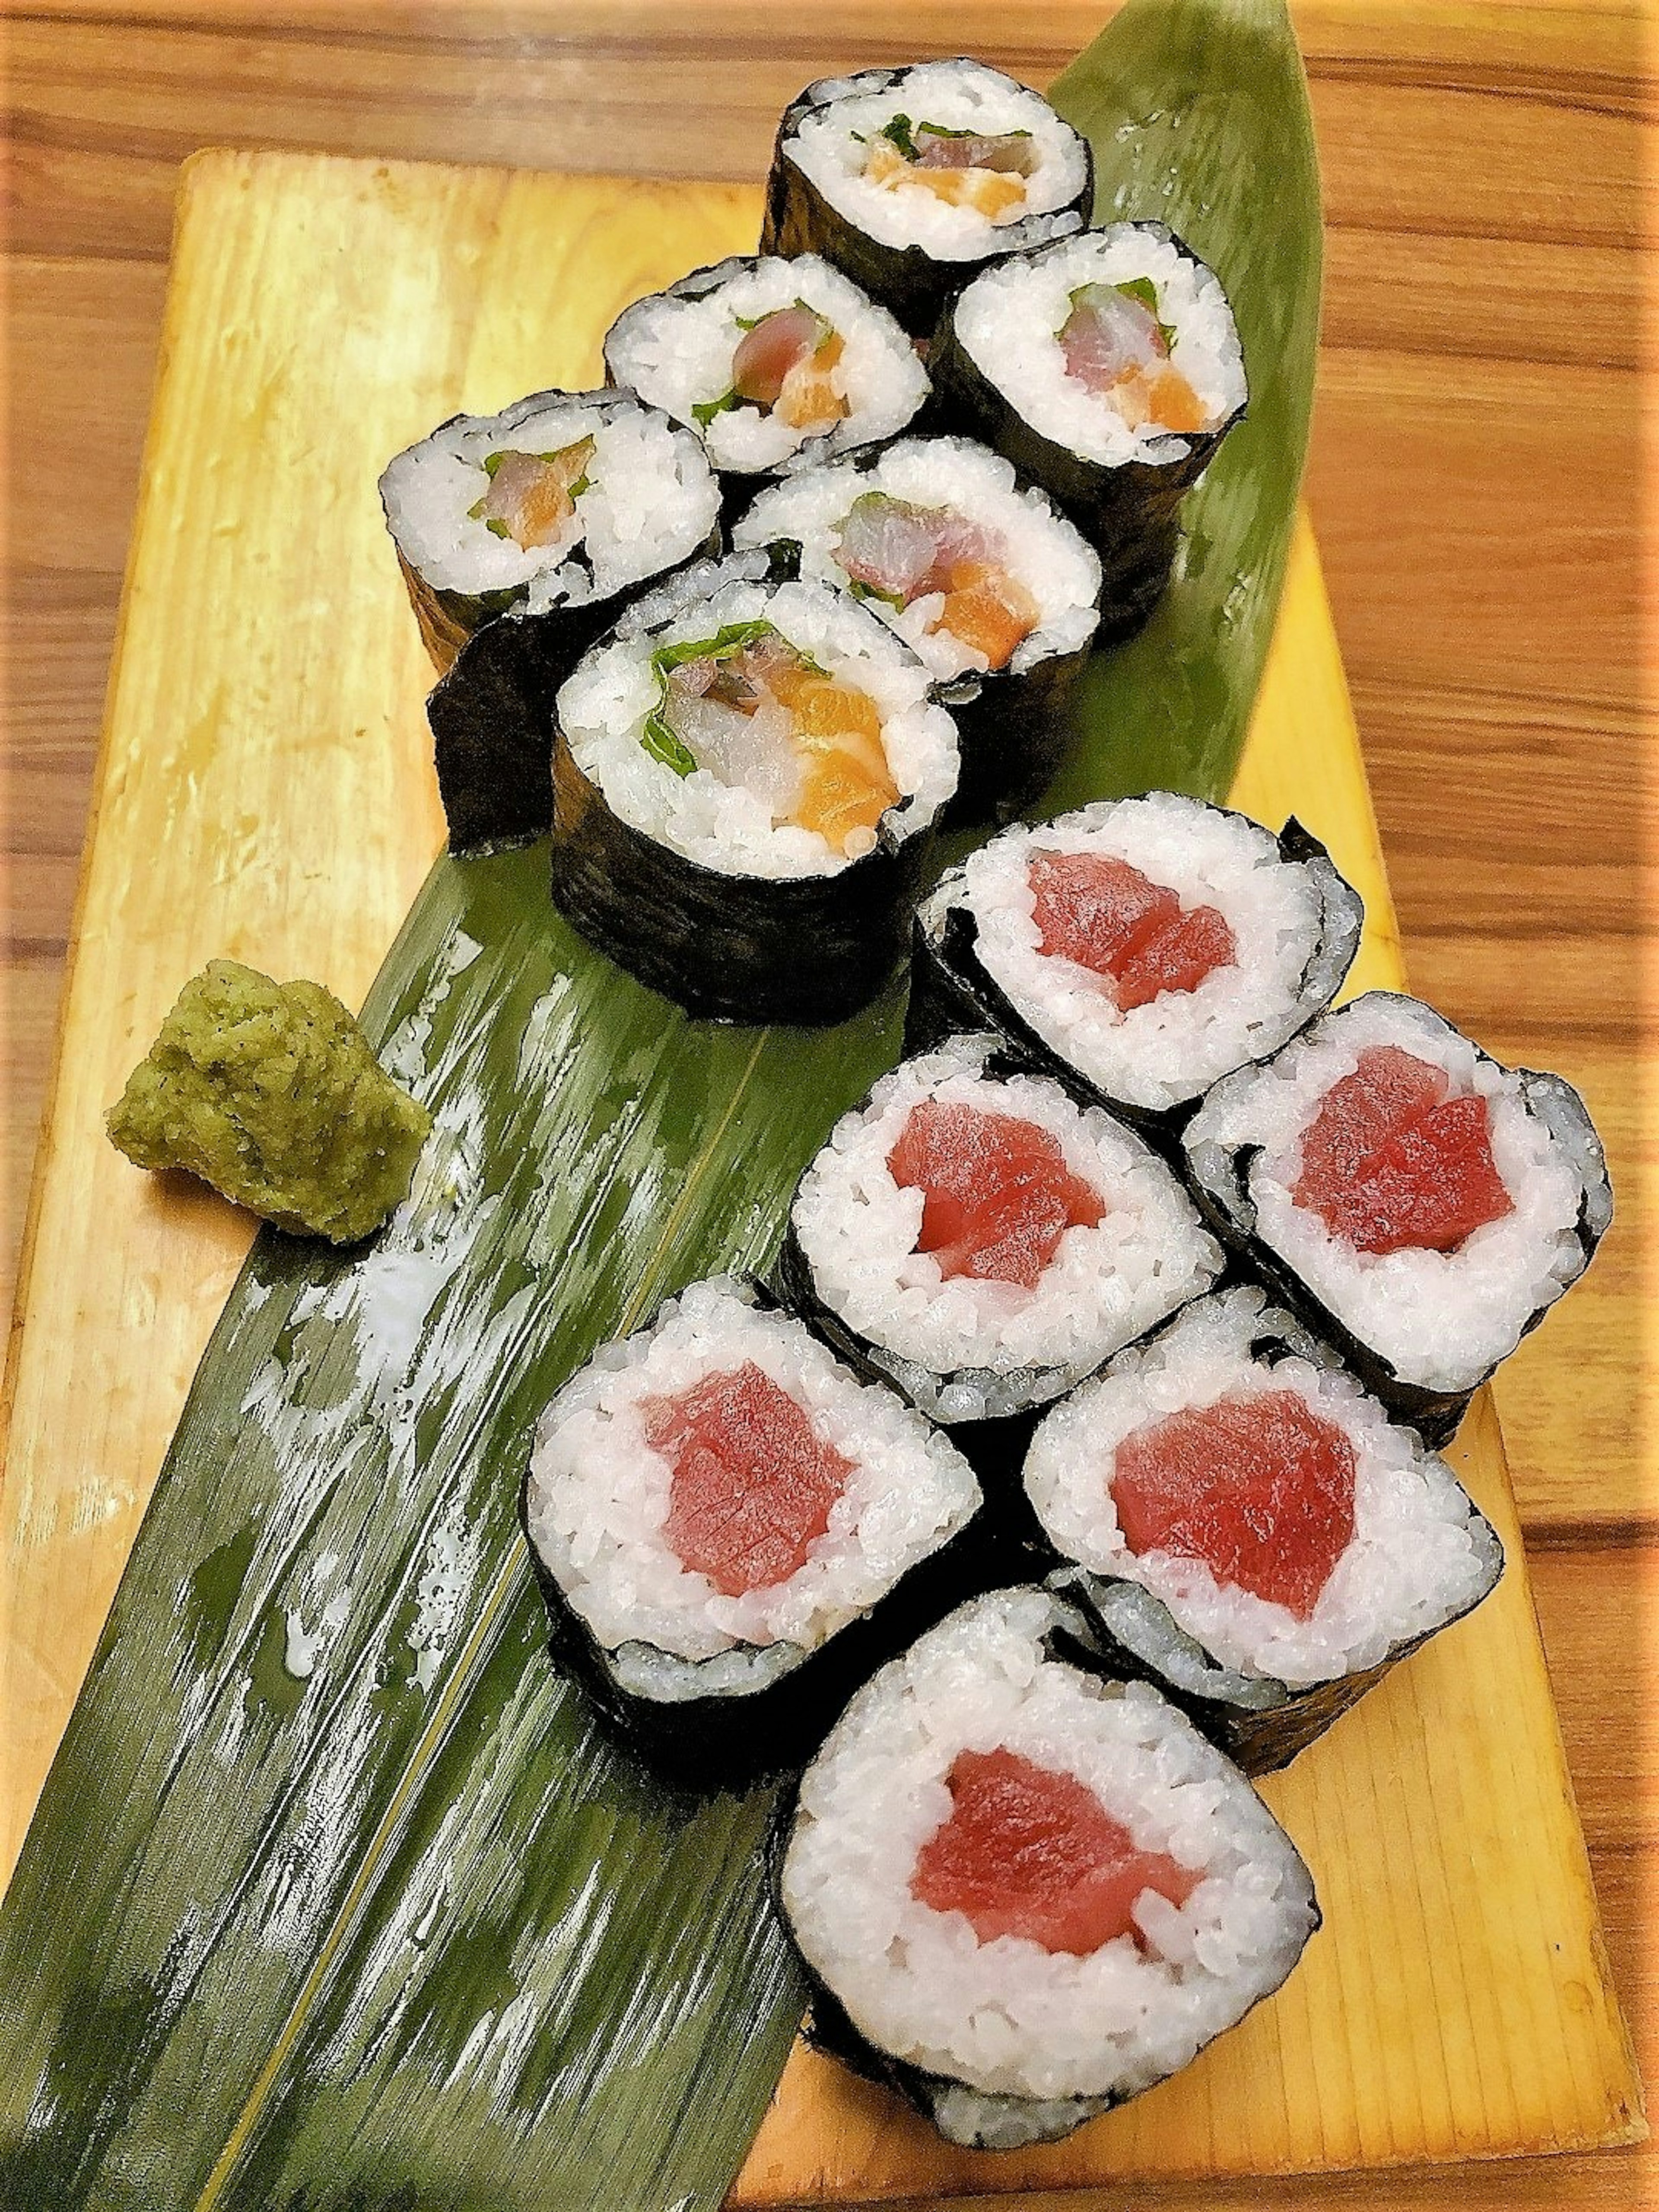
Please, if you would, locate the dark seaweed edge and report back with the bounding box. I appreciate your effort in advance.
[759,60,1094,338]
[768,1586,1322,2148]
[903,807,1366,1152]
[1179,989,1615,1443]
[925,222,1246,637]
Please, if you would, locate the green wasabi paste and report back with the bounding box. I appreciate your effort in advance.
[106,959,432,1244]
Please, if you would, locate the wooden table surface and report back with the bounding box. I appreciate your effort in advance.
[3,3,1649,2206]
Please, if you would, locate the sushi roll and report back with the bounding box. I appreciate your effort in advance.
[604,255,930,516]
[906,795,1364,1142]
[928,225,1246,636]
[1023,1287,1504,1774]
[379,388,719,678]
[732,437,1103,826]
[521,1278,983,1783]
[549,549,959,1025]
[1182,992,1613,1443]
[760,60,1093,338]
[779,1586,1320,2149]
[776,1033,1222,1462]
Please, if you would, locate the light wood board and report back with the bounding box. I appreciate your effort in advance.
[0,152,1643,2204]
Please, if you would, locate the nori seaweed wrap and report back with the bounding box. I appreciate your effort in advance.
[905,798,1364,1148]
[549,550,959,1026]
[1017,1286,1505,1775]
[928,224,1247,638]
[732,436,1103,829]
[760,59,1093,338]
[1181,991,1614,1445]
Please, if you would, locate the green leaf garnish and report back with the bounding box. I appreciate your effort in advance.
[877,114,918,161]
[483,518,512,539]
[692,389,741,428]
[846,575,909,612]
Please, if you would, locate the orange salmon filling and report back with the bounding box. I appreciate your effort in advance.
[472,434,594,551]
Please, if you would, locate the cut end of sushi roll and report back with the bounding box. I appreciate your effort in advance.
[782,1033,1222,1423]
[909,797,1364,1123]
[522,1276,982,1777]
[1183,991,1612,1412]
[779,1586,1319,2147]
[1023,1286,1503,1745]
[604,255,929,486]
[380,389,720,671]
[550,550,959,1024]
[763,61,1093,334]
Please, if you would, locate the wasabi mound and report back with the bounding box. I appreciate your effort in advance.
[107,958,431,1244]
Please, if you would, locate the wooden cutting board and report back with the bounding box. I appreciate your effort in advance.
[0,151,1642,2204]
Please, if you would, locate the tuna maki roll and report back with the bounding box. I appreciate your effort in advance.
[907,795,1364,1141]
[779,1586,1320,2148]
[550,550,959,1024]
[733,437,1103,826]
[761,60,1093,337]
[521,1278,983,1783]
[777,1033,1221,1459]
[1182,992,1613,1443]
[929,225,1246,636]
[604,255,929,515]
[379,388,719,677]
[1023,1286,1504,1774]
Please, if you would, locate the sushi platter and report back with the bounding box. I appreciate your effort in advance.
[0,64,1643,2212]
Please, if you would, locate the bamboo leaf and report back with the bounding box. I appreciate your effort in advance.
[0,0,1322,2202]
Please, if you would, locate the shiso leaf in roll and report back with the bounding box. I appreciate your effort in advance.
[734,436,1103,826]
[929,223,1246,637]
[379,388,719,677]
[761,60,1093,337]
[1023,1285,1504,1774]
[779,1585,1320,2149]
[906,794,1364,1140]
[521,1276,984,1783]
[777,1033,1222,1451]
[1182,990,1614,1443]
[603,255,929,508]
[550,548,959,1025]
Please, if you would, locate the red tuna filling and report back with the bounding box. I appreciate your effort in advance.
[887,1099,1106,1290]
[1112,1388,1357,1620]
[642,1360,852,1598]
[1029,849,1237,1011]
[1292,1044,1514,1255]
[910,1746,1200,1955]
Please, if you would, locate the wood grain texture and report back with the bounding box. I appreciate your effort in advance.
[0,146,1642,2207]
[0,7,1648,2208]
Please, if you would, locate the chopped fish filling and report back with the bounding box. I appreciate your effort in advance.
[652,621,899,856]
[887,1098,1106,1290]
[910,1745,1199,1955]
[1030,849,1238,1010]
[833,491,1040,669]
[642,1360,852,1598]
[1112,1389,1358,1620]
[862,114,1036,222]
[1293,1045,1515,1255]
[726,305,849,432]
[471,435,595,550]
[1057,280,1208,435]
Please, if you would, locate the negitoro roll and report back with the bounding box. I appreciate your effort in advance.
[775,1033,1222,1450]
[1023,1286,1504,1774]
[733,436,1103,826]
[928,223,1246,636]
[779,1586,1320,2149]
[521,1277,983,1781]
[549,549,959,1024]
[603,255,930,512]
[379,388,719,677]
[1182,991,1613,1444]
[760,60,1093,337]
[906,794,1364,1139]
